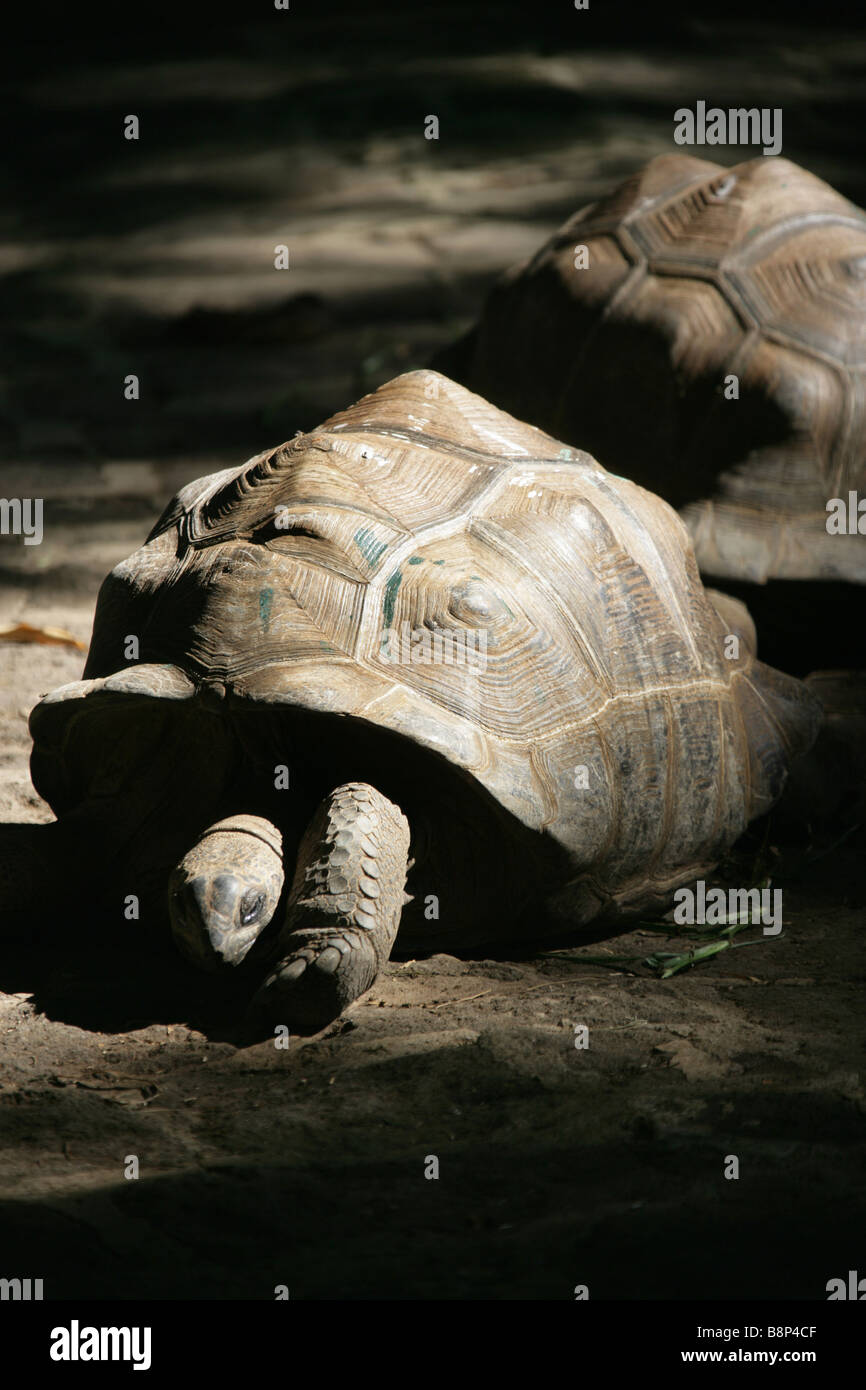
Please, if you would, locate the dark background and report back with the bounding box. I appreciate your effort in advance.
[4,0,866,464]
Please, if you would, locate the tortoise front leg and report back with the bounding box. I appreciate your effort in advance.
[0,817,97,939]
[0,822,58,920]
[0,804,123,931]
[250,782,410,1033]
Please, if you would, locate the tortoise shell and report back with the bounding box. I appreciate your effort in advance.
[29,372,819,946]
[436,155,866,585]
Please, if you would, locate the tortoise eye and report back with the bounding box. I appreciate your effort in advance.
[712,174,737,200]
[240,891,265,926]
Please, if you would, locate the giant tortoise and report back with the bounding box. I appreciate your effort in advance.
[3,373,821,1031]
[435,155,866,597]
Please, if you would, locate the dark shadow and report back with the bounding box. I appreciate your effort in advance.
[0,1065,863,1299]
[708,580,866,675]
[4,3,866,465]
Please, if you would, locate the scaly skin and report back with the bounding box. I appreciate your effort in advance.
[251,782,410,1033]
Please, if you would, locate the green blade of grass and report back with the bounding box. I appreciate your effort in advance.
[644,939,732,978]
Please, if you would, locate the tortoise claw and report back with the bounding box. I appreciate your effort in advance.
[249,928,377,1034]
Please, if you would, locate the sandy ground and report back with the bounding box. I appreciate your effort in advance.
[1,5,865,1300]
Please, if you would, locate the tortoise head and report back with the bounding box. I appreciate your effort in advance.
[168,815,284,970]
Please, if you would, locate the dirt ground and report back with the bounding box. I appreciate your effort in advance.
[1,3,865,1300]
